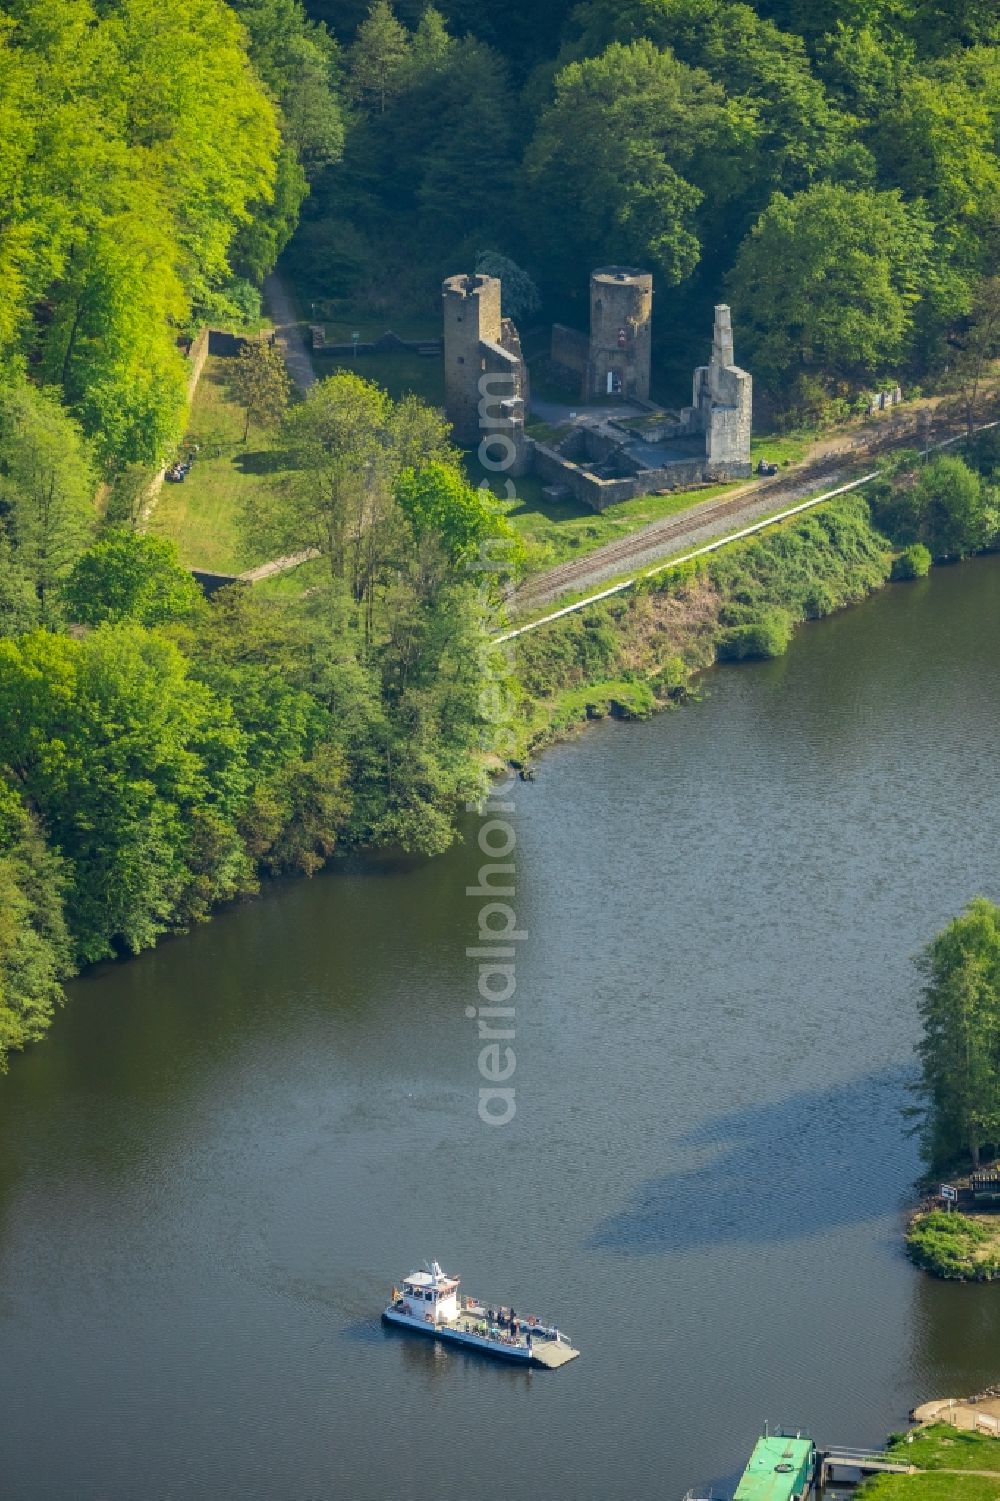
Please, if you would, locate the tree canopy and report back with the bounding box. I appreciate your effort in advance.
[727,183,934,391]
[917,899,1000,1171]
[0,0,321,469]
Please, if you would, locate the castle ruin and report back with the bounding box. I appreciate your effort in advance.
[551,266,653,404]
[442,268,752,510]
[688,304,752,476]
[442,273,529,475]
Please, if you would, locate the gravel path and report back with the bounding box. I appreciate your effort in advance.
[263,272,316,393]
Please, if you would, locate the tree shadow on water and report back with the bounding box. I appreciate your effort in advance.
[588,1065,919,1255]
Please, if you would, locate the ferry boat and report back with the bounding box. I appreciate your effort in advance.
[382,1262,580,1369]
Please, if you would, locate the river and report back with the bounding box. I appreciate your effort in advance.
[1,557,999,1500]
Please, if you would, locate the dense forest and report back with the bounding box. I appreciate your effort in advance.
[289,0,1000,410]
[1,0,999,1066]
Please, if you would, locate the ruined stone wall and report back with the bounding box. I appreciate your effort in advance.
[687,305,752,477]
[534,444,710,512]
[480,340,530,477]
[701,360,751,475]
[550,323,589,384]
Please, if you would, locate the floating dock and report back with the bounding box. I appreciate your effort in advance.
[732,1434,815,1501]
[685,1429,924,1501]
[817,1448,915,1484]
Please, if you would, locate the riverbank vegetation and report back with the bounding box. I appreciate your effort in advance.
[858,1427,1000,1499]
[904,887,1000,1279]
[0,419,519,1066]
[513,438,1000,751]
[906,1210,1000,1281]
[513,491,893,747]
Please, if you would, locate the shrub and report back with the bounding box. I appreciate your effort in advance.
[718,607,793,661]
[906,1211,992,1279]
[892,542,932,580]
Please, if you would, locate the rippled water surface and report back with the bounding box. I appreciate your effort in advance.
[1,557,999,1500]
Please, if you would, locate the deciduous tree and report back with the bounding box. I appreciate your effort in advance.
[0,381,97,601]
[231,339,293,442]
[727,183,934,394]
[918,899,1000,1170]
[0,781,73,1071]
[63,529,204,627]
[0,626,252,963]
[524,40,726,286]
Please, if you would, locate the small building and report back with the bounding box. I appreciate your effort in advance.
[733,1434,815,1501]
[442,273,530,475]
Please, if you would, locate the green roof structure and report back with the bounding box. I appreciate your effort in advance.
[732,1434,815,1501]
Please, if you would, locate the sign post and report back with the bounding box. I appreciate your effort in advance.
[940,1184,959,1212]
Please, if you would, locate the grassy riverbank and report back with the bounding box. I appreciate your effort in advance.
[907,1210,1000,1280]
[513,491,893,755]
[513,430,1000,756]
[860,1427,1000,1499]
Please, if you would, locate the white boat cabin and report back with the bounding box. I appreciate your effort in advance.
[397,1262,460,1325]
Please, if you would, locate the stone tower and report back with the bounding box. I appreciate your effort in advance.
[587,267,653,402]
[689,304,752,479]
[442,274,528,473]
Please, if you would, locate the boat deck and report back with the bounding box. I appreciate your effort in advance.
[452,1311,579,1365]
[527,1339,580,1369]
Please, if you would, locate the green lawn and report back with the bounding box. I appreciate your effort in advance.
[750,431,812,467]
[887,1428,1000,1473]
[857,1426,1000,1500]
[312,348,445,407]
[860,1474,1000,1499]
[316,315,440,343]
[311,317,445,406]
[148,356,297,574]
[503,479,744,569]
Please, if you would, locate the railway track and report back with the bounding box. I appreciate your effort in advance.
[512,465,839,610]
[511,411,967,614]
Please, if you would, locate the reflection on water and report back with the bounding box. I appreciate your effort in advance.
[590,1067,916,1252]
[0,557,998,1500]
